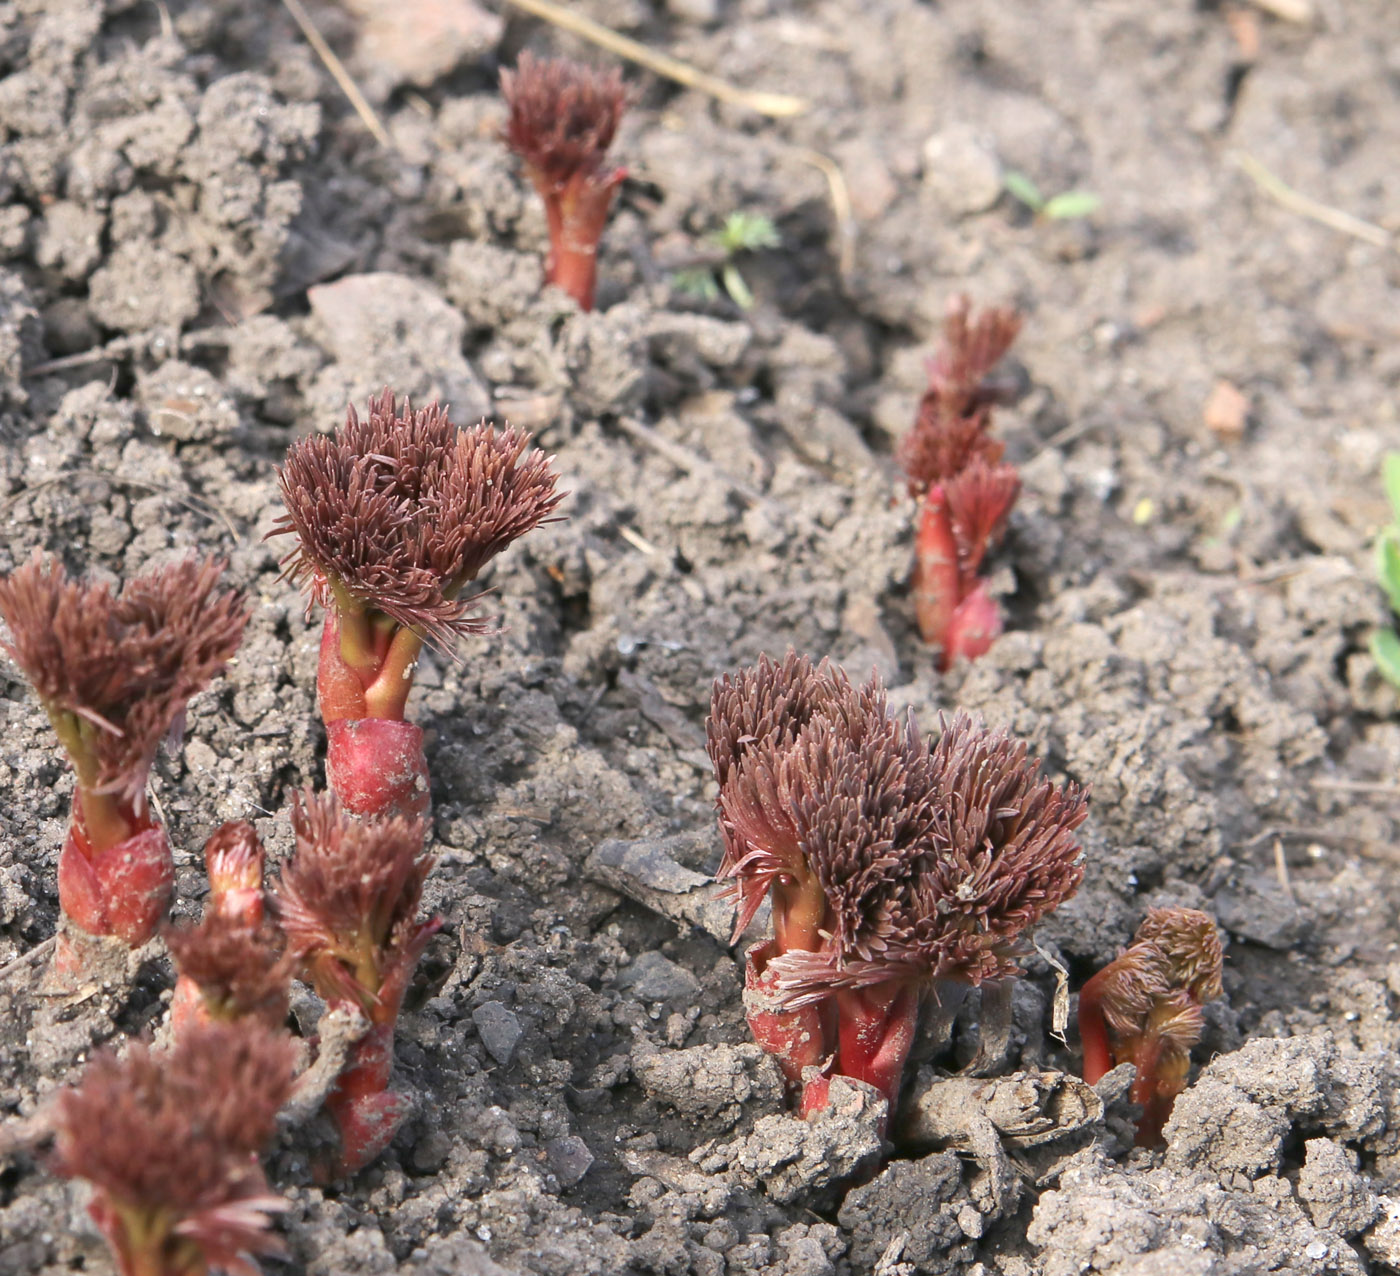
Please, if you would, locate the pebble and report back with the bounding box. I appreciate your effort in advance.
[472,1001,523,1066]
[618,951,702,1003]
[545,1135,595,1187]
[921,123,1003,215]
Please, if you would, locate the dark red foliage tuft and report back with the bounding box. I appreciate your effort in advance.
[500,53,628,310]
[0,554,247,812]
[166,913,292,1031]
[709,654,1087,1116]
[501,52,626,193]
[272,788,435,1022]
[50,1022,296,1276]
[897,297,1024,667]
[272,391,562,655]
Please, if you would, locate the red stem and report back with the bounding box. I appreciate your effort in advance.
[912,486,962,668]
[833,984,920,1124]
[1077,968,1115,1086]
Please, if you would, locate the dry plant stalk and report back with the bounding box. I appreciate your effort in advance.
[709,652,1087,1119]
[49,1021,296,1276]
[0,555,246,947]
[273,390,561,820]
[899,297,1024,670]
[1078,906,1224,1145]
[272,788,439,1175]
[501,53,627,311]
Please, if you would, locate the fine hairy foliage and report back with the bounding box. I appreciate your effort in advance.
[272,788,436,1021]
[708,654,1088,1004]
[50,1022,296,1276]
[1089,907,1224,1047]
[166,913,292,1029]
[899,297,1022,498]
[0,554,247,810]
[500,52,626,192]
[273,391,562,653]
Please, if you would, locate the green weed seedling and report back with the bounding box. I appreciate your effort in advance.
[1002,170,1101,223]
[673,211,781,310]
[1371,452,1400,687]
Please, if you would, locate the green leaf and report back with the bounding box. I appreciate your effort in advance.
[717,211,781,254]
[1383,452,1400,523]
[720,262,756,311]
[672,268,720,302]
[1378,532,1400,614]
[1042,190,1102,221]
[1002,170,1044,211]
[1370,628,1400,689]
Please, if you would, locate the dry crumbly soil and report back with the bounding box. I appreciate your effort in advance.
[1,1,1400,1273]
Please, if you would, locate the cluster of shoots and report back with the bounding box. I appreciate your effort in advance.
[501,52,628,312]
[0,555,247,953]
[708,652,1087,1121]
[167,821,291,1036]
[49,1022,296,1276]
[1078,907,1224,1146]
[898,296,1024,670]
[273,389,561,821]
[272,788,439,1175]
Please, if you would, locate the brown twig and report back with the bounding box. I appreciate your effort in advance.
[501,0,808,118]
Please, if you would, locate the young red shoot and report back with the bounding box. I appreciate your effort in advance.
[49,1021,296,1276]
[205,820,266,925]
[0,555,247,947]
[272,391,562,820]
[501,52,627,311]
[271,788,439,1175]
[1078,906,1223,1146]
[898,296,1024,670]
[709,655,1087,1123]
[167,913,292,1036]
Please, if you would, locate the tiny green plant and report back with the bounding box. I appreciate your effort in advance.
[1002,170,1101,222]
[673,211,781,310]
[1371,452,1400,687]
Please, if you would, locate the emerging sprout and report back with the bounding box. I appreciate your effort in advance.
[708,653,1087,1118]
[272,391,562,820]
[501,52,627,312]
[271,788,440,1175]
[167,913,292,1035]
[205,820,266,925]
[50,1021,296,1276]
[1078,906,1223,1146]
[0,555,247,947]
[898,297,1023,671]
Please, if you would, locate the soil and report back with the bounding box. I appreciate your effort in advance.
[1,1,1400,1273]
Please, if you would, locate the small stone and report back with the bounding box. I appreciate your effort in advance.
[472,1001,523,1066]
[344,0,503,97]
[1203,379,1249,441]
[1304,1240,1329,1261]
[922,123,1003,215]
[617,950,702,1003]
[545,1135,594,1187]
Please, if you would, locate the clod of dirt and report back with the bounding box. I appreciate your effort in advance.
[835,1152,979,1273]
[305,272,490,423]
[1028,1148,1369,1276]
[632,1041,784,1130]
[1163,1034,1389,1179]
[689,1077,886,1205]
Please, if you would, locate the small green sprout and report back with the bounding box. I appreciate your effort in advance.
[1002,170,1101,222]
[673,211,781,310]
[1371,452,1400,687]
